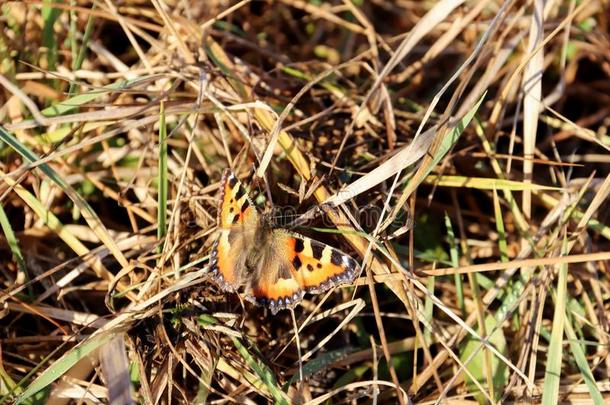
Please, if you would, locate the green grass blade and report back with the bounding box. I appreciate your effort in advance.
[41,0,62,75]
[0,204,28,291]
[492,189,509,263]
[541,237,569,405]
[284,347,354,388]
[42,78,136,117]
[16,331,117,403]
[445,213,465,318]
[426,92,486,178]
[424,275,435,345]
[564,319,604,404]
[230,337,290,404]
[460,315,508,404]
[68,3,96,95]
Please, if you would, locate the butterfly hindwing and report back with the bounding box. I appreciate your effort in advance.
[289,234,359,294]
[247,230,359,314]
[245,250,305,314]
[210,230,242,291]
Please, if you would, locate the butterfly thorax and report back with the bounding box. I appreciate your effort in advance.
[244,215,274,273]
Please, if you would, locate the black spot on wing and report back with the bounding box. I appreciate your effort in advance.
[307,264,314,272]
[228,175,237,188]
[232,214,241,224]
[311,242,325,260]
[292,255,302,270]
[241,199,250,213]
[294,239,305,253]
[330,249,343,266]
[235,186,245,201]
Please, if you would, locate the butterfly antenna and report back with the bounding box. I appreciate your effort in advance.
[269,211,300,220]
[269,211,301,227]
[290,308,304,384]
[284,204,325,229]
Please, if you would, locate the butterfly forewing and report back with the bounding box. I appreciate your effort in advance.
[211,170,258,290]
[217,170,259,229]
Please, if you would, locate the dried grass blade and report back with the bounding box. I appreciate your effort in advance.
[157,102,168,254]
[425,175,560,191]
[100,336,133,405]
[521,0,545,218]
[380,92,485,231]
[0,167,114,284]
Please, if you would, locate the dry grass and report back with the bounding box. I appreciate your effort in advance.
[1,0,609,403]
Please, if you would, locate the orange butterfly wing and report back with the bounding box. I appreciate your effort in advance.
[217,170,258,229]
[210,170,258,290]
[247,231,359,314]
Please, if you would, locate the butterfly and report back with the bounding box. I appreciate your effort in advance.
[209,169,360,314]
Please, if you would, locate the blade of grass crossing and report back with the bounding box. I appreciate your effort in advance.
[16,330,118,403]
[424,276,435,345]
[492,189,509,263]
[444,213,465,318]
[459,315,508,404]
[541,236,569,405]
[68,3,96,95]
[564,315,604,404]
[0,204,29,294]
[230,337,290,404]
[157,101,168,254]
[41,0,61,76]
[0,125,129,270]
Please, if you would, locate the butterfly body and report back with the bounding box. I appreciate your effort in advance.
[210,170,359,314]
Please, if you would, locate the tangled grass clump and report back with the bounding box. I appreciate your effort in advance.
[1,1,609,403]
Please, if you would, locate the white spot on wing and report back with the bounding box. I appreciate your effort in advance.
[320,246,332,264]
[302,239,313,257]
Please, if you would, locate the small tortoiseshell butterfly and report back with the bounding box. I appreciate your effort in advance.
[209,170,359,314]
